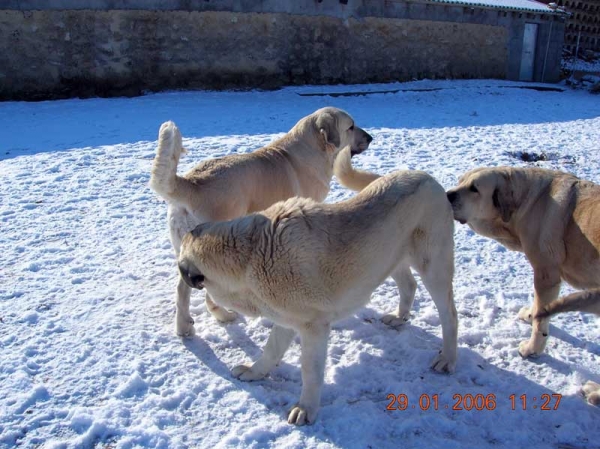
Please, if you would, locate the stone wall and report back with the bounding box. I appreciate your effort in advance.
[0,2,564,100]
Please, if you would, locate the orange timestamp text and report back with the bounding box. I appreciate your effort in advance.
[386,393,562,411]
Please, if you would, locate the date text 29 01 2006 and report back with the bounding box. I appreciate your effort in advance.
[386,393,562,411]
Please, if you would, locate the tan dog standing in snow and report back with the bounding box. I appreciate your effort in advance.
[149,108,373,336]
[447,166,600,405]
[178,150,458,425]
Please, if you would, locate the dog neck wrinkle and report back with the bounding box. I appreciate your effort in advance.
[197,221,253,273]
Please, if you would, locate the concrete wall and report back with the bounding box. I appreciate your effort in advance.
[0,1,565,100]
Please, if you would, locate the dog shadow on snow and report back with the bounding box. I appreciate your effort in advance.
[181,300,600,447]
[180,315,262,380]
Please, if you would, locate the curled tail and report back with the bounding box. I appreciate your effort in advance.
[536,289,600,318]
[149,121,186,201]
[333,146,381,192]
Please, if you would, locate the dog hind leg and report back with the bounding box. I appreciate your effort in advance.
[382,265,417,327]
[168,208,197,337]
[169,207,236,331]
[175,277,196,337]
[416,243,458,373]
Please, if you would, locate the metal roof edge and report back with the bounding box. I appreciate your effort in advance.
[421,0,569,15]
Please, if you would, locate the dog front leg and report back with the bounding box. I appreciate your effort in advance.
[232,324,296,381]
[518,267,561,358]
[288,323,330,426]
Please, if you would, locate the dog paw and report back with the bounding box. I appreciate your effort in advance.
[518,340,541,358]
[582,381,600,406]
[430,352,456,374]
[209,306,238,323]
[288,404,317,426]
[518,306,533,323]
[382,311,411,327]
[175,317,196,338]
[231,363,267,381]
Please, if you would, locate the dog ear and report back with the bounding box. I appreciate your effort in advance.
[191,222,210,237]
[316,113,341,149]
[492,175,515,222]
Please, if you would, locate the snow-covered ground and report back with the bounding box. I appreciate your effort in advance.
[1,79,599,449]
[562,57,600,74]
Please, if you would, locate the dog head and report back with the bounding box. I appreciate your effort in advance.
[178,256,205,290]
[446,167,516,232]
[313,107,373,157]
[177,217,258,293]
[178,223,213,290]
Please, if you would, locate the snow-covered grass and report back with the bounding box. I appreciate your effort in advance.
[1,79,599,449]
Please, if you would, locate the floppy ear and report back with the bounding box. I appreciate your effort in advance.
[315,113,341,149]
[492,176,515,222]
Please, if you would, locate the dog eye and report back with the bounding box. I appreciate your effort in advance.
[349,125,354,131]
[469,184,478,193]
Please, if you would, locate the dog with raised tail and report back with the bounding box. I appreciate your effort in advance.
[149,108,373,337]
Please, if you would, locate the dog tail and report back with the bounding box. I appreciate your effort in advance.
[536,289,600,318]
[149,121,187,202]
[333,146,381,192]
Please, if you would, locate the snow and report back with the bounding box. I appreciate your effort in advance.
[1,79,600,448]
[563,58,600,74]
[427,0,561,13]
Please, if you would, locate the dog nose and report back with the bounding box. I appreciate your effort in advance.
[366,133,373,143]
[178,259,205,290]
[446,191,457,203]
